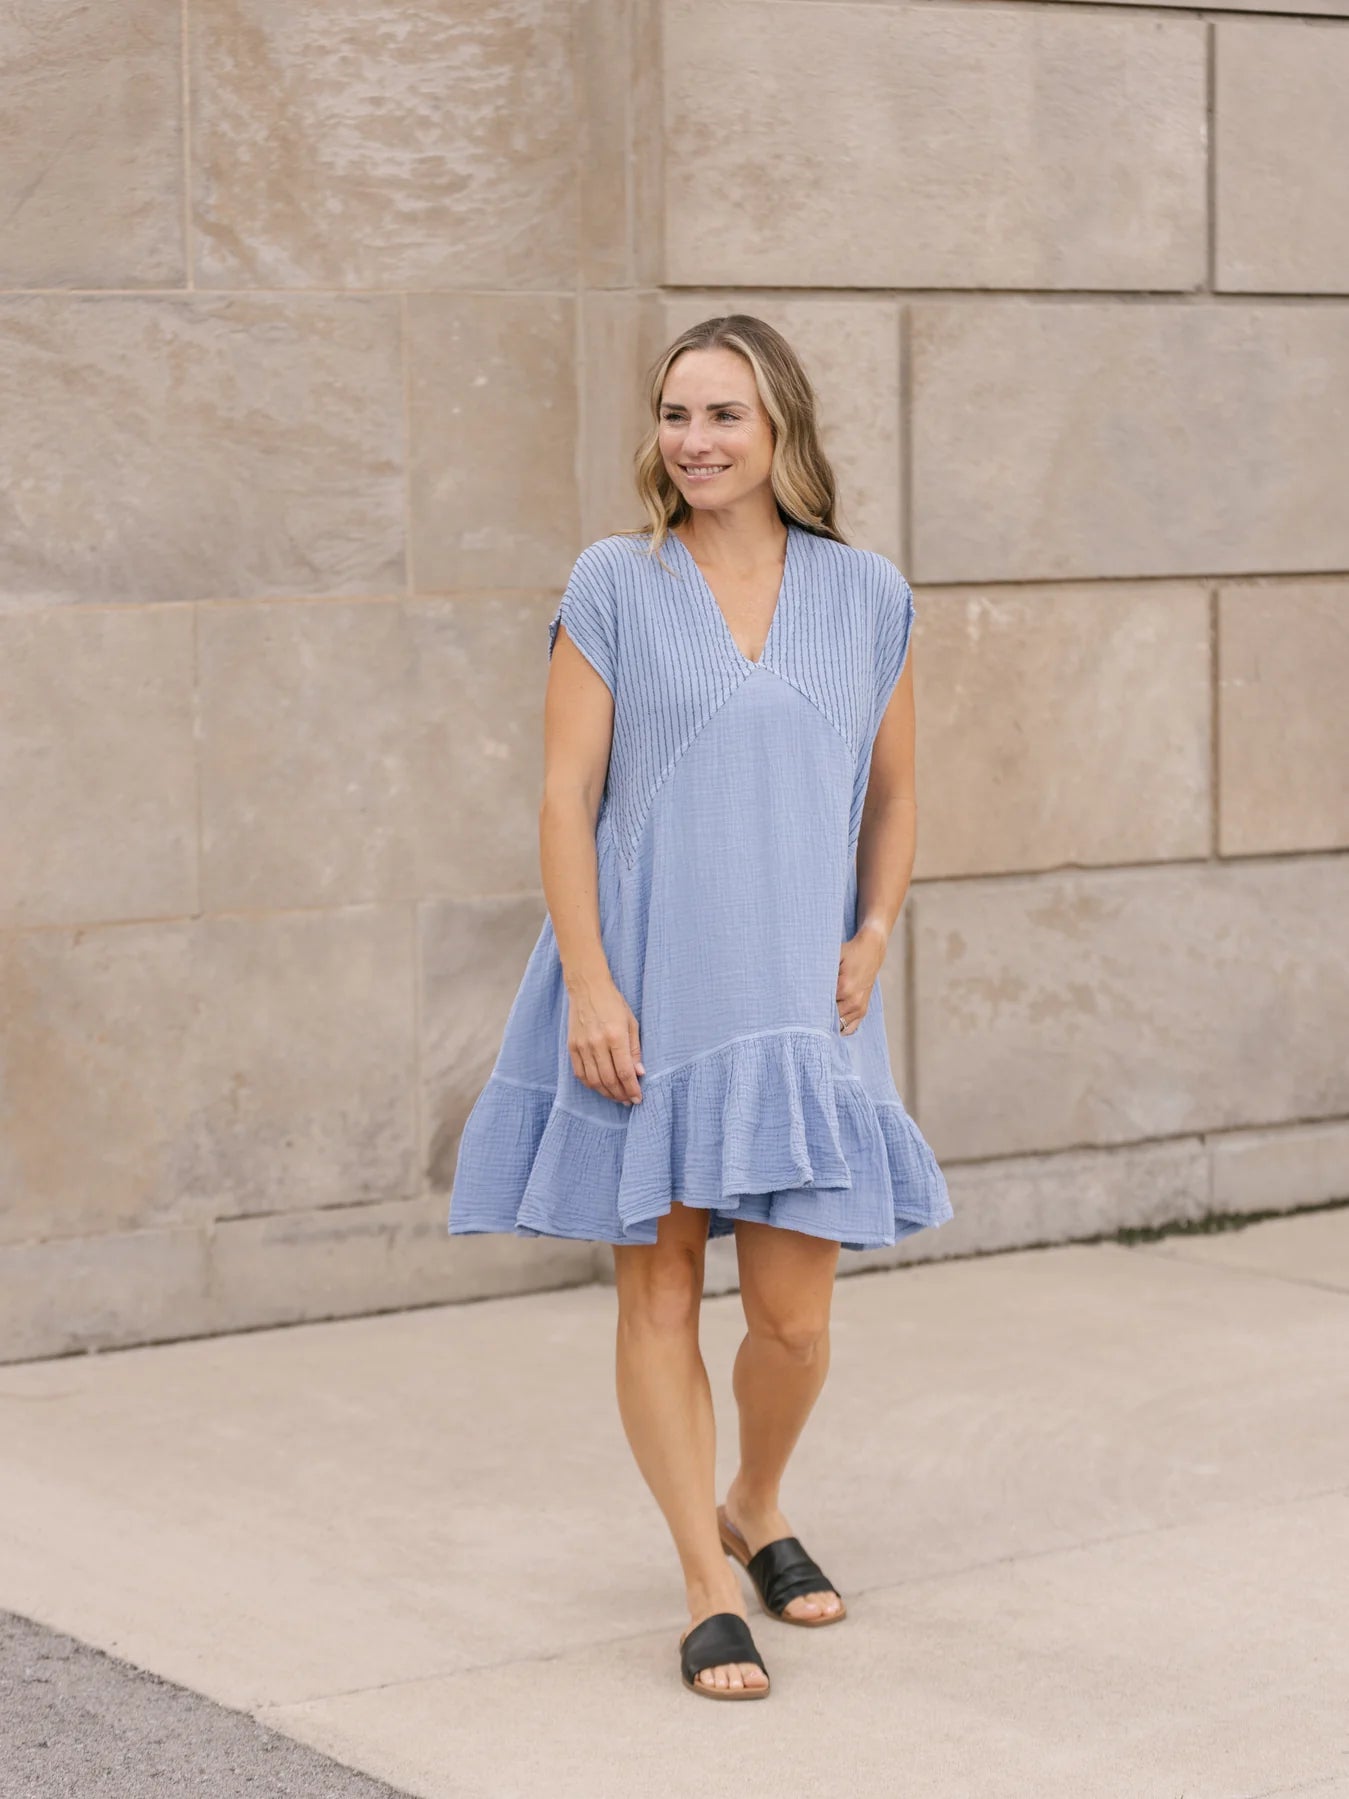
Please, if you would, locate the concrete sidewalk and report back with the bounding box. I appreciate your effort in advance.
[1,1209,1346,1799]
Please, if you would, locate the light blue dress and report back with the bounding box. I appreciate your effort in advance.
[446,519,953,1250]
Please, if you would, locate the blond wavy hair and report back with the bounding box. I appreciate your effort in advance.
[614,315,847,573]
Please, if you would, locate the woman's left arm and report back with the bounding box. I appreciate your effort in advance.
[835,653,917,1033]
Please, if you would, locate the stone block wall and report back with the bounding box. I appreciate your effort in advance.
[2,0,1345,1357]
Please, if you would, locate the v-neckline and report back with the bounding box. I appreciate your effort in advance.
[670,521,795,669]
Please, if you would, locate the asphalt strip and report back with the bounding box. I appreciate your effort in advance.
[1,1609,415,1799]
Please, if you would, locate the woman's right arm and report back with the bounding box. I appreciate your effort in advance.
[540,623,644,1106]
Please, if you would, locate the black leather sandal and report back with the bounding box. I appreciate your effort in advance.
[678,1610,771,1699]
[717,1504,848,1626]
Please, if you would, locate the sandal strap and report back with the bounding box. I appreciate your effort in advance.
[745,1536,839,1616]
[680,1611,768,1683]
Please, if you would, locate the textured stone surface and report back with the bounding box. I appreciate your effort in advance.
[913,858,1349,1160]
[914,582,1211,877]
[0,910,417,1246]
[1217,17,1349,292]
[1218,581,1349,855]
[199,600,420,912]
[1211,1120,1349,1214]
[1037,0,1349,12]
[0,605,196,927]
[835,1136,1211,1279]
[0,297,405,606]
[909,302,1349,583]
[210,1192,597,1335]
[663,1,1205,291]
[410,593,562,901]
[406,294,579,591]
[189,0,577,290]
[0,1225,210,1363]
[421,891,550,1200]
[658,295,905,557]
[0,0,184,287]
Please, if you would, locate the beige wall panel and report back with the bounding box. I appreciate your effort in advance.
[189,0,577,290]
[578,0,634,290]
[0,1225,211,1364]
[1210,1120,1349,1213]
[1029,0,1349,18]
[912,858,1349,1161]
[0,296,404,606]
[0,909,417,1246]
[1219,581,1349,856]
[581,292,651,540]
[662,1,1206,292]
[0,0,184,288]
[851,1137,1213,1274]
[422,892,550,1199]
[407,295,579,591]
[0,606,197,928]
[209,1193,598,1335]
[909,301,1349,583]
[1217,20,1349,294]
[656,297,904,556]
[915,582,1212,878]
[200,600,419,913]
[411,595,562,904]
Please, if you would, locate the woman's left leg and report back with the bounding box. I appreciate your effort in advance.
[721,1219,843,1621]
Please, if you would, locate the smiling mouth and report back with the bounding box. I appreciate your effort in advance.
[681,465,729,477]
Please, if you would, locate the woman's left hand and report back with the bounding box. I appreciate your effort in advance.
[836,927,887,1035]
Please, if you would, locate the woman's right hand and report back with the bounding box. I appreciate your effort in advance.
[566,976,645,1106]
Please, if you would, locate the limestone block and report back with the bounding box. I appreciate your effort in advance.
[912,858,1349,1160]
[914,583,1211,877]
[1218,581,1349,855]
[209,1193,597,1334]
[656,296,904,557]
[0,0,183,287]
[409,595,561,904]
[0,605,196,927]
[189,0,576,289]
[834,1136,1211,1279]
[1210,1119,1349,1214]
[1034,0,1349,15]
[910,302,1349,583]
[406,295,579,591]
[199,600,420,912]
[422,892,550,1198]
[663,1,1205,291]
[0,1225,210,1364]
[1216,18,1349,292]
[0,909,417,1245]
[0,296,404,605]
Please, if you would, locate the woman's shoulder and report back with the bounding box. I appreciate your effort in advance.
[566,529,665,584]
[809,531,909,591]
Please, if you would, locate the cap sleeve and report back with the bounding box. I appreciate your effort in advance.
[873,558,915,727]
[548,541,618,697]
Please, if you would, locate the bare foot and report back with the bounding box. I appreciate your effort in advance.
[721,1480,843,1622]
[680,1578,770,1693]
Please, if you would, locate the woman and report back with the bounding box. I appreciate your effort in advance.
[448,314,953,1700]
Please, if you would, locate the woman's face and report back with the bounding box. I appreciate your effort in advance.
[658,347,774,514]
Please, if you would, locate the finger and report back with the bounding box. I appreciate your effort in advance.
[596,1044,631,1104]
[579,1045,605,1096]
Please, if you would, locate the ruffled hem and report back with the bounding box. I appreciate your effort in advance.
[447,1027,953,1253]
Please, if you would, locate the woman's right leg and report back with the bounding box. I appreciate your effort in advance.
[612,1202,767,1693]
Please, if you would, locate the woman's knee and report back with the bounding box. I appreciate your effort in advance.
[613,1210,706,1335]
[746,1305,830,1363]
